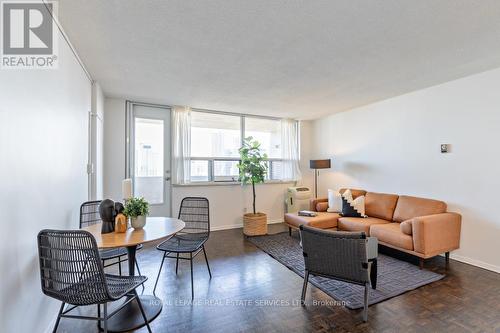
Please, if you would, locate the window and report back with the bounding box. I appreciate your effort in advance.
[188,110,296,183]
[246,117,283,181]
[245,117,281,158]
[190,112,241,182]
[191,112,241,158]
[134,118,164,203]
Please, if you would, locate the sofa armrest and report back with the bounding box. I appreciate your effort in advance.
[412,212,461,256]
[309,198,328,211]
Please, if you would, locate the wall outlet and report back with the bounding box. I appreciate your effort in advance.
[441,144,450,153]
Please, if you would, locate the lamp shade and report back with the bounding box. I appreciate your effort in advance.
[310,159,331,169]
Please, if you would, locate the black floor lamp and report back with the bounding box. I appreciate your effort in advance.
[310,159,331,198]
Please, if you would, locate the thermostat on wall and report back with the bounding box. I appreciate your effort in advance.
[441,144,450,153]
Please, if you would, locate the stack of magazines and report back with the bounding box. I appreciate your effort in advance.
[298,210,318,217]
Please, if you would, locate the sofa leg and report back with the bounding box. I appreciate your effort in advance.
[288,227,292,236]
[419,258,424,270]
[445,252,450,264]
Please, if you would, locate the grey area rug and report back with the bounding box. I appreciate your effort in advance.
[248,232,444,309]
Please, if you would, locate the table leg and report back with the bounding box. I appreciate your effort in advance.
[127,245,136,276]
[103,245,163,332]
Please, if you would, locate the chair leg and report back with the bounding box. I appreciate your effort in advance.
[301,270,309,305]
[419,258,424,270]
[135,290,152,333]
[153,252,167,296]
[203,245,212,278]
[363,282,369,322]
[176,253,179,275]
[370,259,377,289]
[103,303,108,333]
[97,304,101,330]
[52,302,65,333]
[190,252,194,300]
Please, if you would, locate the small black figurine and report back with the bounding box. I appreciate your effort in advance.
[114,201,125,214]
[99,199,116,234]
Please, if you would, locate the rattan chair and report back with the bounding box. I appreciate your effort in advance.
[80,200,143,276]
[37,229,151,333]
[153,197,211,299]
[299,225,377,322]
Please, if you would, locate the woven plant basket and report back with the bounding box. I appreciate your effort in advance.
[243,213,267,236]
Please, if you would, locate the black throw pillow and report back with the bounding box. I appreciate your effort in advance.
[340,196,367,218]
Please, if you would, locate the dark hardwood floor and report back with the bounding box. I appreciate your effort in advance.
[60,223,500,333]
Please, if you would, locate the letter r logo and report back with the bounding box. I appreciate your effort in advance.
[2,2,53,55]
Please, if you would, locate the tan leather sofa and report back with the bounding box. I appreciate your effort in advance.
[284,188,461,268]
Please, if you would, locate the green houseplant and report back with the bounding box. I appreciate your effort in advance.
[237,137,269,236]
[124,197,150,229]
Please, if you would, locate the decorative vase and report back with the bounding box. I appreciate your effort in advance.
[243,212,267,236]
[115,213,128,233]
[131,215,146,229]
[99,199,116,234]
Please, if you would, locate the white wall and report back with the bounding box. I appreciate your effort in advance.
[172,183,293,230]
[0,20,92,333]
[312,67,500,273]
[102,98,314,229]
[103,98,126,200]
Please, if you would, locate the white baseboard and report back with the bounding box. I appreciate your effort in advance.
[210,218,284,231]
[449,254,500,273]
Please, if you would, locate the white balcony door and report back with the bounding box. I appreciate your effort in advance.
[130,103,171,216]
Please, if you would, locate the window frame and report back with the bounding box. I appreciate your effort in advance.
[186,109,298,185]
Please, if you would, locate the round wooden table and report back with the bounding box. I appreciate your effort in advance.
[82,217,185,333]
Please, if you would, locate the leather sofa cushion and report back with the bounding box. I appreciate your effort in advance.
[393,195,447,222]
[338,216,390,235]
[370,223,414,250]
[316,202,328,212]
[365,192,399,221]
[285,212,340,229]
[400,220,413,235]
[309,198,328,211]
[339,188,367,199]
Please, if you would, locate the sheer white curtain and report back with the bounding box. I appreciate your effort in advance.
[281,119,301,181]
[172,106,191,184]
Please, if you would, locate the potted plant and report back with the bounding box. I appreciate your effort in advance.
[124,197,150,229]
[237,137,269,236]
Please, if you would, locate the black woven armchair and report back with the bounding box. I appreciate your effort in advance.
[153,197,212,299]
[299,225,378,322]
[37,229,151,333]
[80,200,143,277]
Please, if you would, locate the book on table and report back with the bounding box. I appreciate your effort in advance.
[298,210,318,217]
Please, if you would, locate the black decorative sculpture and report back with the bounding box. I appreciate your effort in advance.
[99,199,116,234]
[115,202,125,214]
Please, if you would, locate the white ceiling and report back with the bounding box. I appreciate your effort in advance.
[58,0,500,120]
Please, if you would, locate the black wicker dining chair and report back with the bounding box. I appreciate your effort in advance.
[80,200,143,276]
[299,225,377,322]
[153,197,212,299]
[37,229,151,333]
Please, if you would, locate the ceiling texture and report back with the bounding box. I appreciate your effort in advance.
[58,0,500,119]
